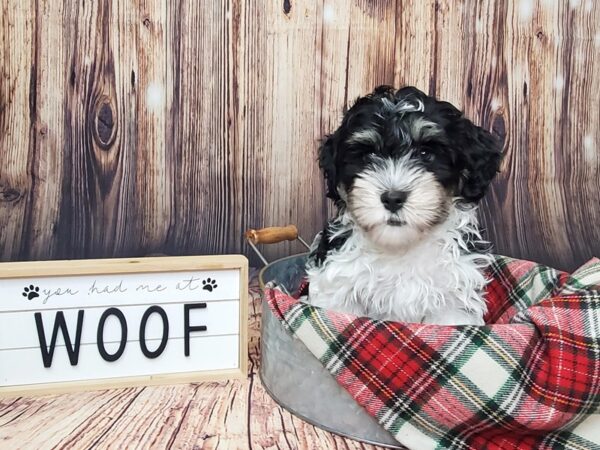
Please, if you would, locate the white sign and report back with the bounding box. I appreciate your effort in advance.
[0,255,248,396]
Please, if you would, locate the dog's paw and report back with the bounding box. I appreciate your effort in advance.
[202,278,218,292]
[22,285,40,300]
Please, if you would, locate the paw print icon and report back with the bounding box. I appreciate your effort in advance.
[22,285,40,300]
[202,278,218,292]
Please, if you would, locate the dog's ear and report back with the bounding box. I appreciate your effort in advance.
[450,119,503,203]
[318,132,341,203]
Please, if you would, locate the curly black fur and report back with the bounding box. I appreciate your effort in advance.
[309,219,352,265]
[319,85,503,205]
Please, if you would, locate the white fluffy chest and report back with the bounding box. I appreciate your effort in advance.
[306,231,489,325]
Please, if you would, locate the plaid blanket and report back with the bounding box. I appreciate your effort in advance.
[265,255,600,449]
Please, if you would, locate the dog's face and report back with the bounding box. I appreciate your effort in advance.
[320,86,503,250]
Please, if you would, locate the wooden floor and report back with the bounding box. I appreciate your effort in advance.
[0,273,387,450]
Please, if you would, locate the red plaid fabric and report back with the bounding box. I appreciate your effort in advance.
[265,255,600,449]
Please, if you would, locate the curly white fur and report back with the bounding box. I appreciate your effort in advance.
[306,204,491,325]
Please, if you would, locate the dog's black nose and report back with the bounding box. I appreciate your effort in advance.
[381,190,408,212]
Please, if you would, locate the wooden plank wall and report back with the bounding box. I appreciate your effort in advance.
[1,0,598,270]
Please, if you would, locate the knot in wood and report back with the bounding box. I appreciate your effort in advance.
[492,114,506,141]
[93,101,117,150]
[0,187,22,203]
[283,0,291,16]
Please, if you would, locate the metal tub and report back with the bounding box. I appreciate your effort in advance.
[258,253,401,448]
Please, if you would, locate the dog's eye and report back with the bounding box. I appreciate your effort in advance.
[418,149,435,162]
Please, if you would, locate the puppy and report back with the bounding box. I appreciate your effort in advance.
[306,86,503,325]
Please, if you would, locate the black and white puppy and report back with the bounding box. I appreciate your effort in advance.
[306,86,503,325]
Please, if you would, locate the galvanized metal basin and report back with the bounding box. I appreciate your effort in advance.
[258,254,402,448]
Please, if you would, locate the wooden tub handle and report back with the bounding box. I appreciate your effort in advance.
[245,225,299,245]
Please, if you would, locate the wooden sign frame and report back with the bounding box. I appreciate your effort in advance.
[0,255,248,397]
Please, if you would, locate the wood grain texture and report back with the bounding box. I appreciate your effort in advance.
[0,0,599,270]
[0,0,35,259]
[0,277,386,450]
[133,0,171,254]
[487,0,600,270]
[165,1,243,257]
[241,1,330,264]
